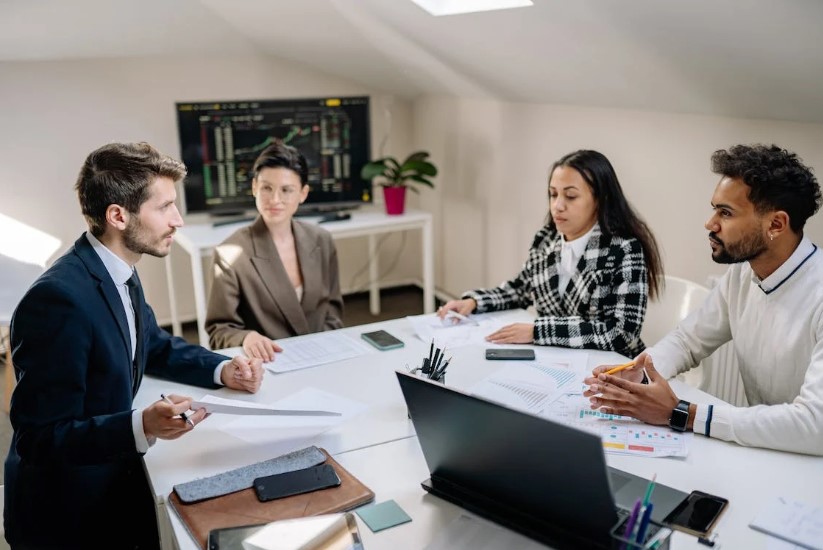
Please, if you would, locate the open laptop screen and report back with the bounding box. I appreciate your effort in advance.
[397,371,622,544]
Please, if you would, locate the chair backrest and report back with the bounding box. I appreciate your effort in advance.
[641,275,710,347]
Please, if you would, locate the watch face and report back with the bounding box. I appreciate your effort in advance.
[669,407,689,431]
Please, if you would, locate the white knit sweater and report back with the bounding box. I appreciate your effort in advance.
[648,238,823,455]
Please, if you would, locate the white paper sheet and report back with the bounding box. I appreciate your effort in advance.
[221,388,369,448]
[406,312,511,349]
[469,360,580,414]
[750,497,823,550]
[191,395,340,416]
[264,332,374,373]
[425,513,545,550]
[542,394,691,458]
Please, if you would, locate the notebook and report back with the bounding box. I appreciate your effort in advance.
[396,371,687,549]
[169,449,374,550]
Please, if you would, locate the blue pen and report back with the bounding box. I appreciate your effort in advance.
[634,503,654,546]
[621,498,643,550]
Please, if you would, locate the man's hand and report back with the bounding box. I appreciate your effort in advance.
[583,353,679,425]
[484,323,535,344]
[143,394,207,440]
[242,331,283,362]
[221,355,265,393]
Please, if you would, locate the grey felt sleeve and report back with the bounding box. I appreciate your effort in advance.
[173,445,326,503]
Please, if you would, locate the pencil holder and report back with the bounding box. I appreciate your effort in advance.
[610,515,672,550]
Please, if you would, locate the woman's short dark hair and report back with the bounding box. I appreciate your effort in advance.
[711,144,821,232]
[252,139,309,185]
[549,150,664,300]
[75,142,186,237]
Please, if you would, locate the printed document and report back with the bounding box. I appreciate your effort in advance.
[406,312,515,349]
[264,332,374,373]
[750,497,823,550]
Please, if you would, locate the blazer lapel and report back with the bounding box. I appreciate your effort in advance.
[562,225,605,313]
[249,219,311,335]
[543,232,564,302]
[74,236,132,363]
[293,221,322,315]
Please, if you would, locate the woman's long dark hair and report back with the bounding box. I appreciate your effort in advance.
[548,150,664,300]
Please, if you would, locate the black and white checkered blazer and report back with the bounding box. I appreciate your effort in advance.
[463,223,648,357]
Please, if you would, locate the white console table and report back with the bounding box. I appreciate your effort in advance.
[164,209,435,347]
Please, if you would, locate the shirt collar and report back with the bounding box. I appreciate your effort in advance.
[561,223,597,257]
[85,232,134,286]
[755,236,816,292]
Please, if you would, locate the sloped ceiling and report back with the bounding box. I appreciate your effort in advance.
[1,0,822,122]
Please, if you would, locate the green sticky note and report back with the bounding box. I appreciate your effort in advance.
[355,499,412,533]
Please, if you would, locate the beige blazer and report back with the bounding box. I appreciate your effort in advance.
[205,217,344,350]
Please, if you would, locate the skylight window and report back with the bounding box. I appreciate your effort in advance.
[409,0,533,17]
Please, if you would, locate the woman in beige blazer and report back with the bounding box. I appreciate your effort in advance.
[206,141,343,359]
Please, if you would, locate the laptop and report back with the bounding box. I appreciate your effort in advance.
[396,371,687,549]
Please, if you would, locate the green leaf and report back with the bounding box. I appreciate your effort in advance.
[360,162,388,180]
[399,160,437,177]
[404,151,430,163]
[407,175,434,188]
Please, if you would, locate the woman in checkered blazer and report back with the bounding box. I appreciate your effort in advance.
[438,150,663,358]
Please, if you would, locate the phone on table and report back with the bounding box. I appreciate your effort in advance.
[361,330,405,351]
[663,490,729,537]
[485,348,536,361]
[254,463,341,502]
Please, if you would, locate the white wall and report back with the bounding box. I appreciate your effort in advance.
[3,56,823,321]
[416,96,823,297]
[0,55,418,323]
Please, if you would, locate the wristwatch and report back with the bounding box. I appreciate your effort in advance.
[669,400,691,432]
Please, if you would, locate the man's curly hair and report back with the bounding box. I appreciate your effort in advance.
[711,144,821,232]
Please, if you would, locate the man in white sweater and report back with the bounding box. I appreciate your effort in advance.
[584,144,823,455]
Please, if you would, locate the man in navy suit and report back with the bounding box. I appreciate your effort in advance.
[4,142,265,549]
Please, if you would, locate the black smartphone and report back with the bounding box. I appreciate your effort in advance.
[254,464,341,502]
[663,490,729,537]
[485,348,536,360]
[361,330,405,351]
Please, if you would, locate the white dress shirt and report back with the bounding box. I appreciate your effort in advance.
[557,224,596,297]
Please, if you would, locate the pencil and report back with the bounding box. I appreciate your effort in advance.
[604,360,637,376]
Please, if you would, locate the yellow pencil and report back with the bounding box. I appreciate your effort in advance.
[604,360,637,376]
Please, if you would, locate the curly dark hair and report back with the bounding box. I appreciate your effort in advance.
[710,144,821,232]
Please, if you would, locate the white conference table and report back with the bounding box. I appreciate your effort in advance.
[136,311,823,550]
[164,208,435,347]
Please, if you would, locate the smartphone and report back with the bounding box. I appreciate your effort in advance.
[254,464,341,502]
[663,490,729,537]
[485,348,536,361]
[361,330,405,351]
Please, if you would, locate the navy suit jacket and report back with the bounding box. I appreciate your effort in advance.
[4,235,226,548]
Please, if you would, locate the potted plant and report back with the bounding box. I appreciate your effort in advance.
[360,151,437,215]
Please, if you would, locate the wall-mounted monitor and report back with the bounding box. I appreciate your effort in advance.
[175,95,371,216]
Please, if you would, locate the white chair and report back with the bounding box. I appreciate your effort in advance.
[641,275,711,388]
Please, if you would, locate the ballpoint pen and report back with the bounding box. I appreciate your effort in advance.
[621,498,642,550]
[634,502,654,546]
[160,393,194,427]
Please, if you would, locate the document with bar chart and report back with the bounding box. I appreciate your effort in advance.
[542,394,692,458]
[469,361,579,415]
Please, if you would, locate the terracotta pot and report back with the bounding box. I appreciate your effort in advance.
[383,186,407,215]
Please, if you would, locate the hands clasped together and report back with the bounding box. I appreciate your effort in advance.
[583,352,680,426]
